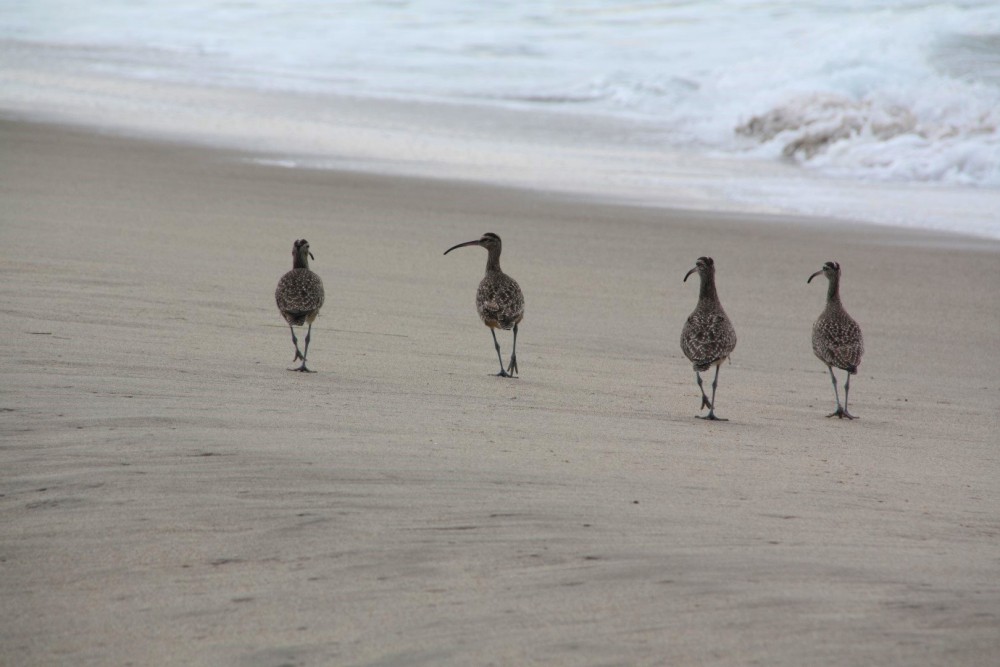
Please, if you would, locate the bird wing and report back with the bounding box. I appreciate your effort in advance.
[681,311,737,369]
[276,270,325,313]
[477,275,524,328]
[813,316,863,371]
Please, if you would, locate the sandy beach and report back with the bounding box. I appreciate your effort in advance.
[1,117,998,665]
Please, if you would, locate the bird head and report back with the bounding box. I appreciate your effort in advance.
[684,256,714,282]
[808,260,840,284]
[444,232,502,255]
[292,239,314,267]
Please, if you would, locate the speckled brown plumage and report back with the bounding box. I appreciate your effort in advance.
[275,239,325,372]
[681,257,737,420]
[809,261,863,419]
[476,265,524,331]
[445,232,524,377]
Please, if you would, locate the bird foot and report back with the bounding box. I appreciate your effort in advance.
[292,350,304,362]
[495,370,515,378]
[506,356,518,377]
[288,364,315,373]
[826,408,857,420]
[696,412,728,421]
[700,396,713,410]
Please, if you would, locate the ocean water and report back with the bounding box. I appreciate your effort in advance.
[2,1,999,238]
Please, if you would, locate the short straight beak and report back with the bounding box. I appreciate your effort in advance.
[309,251,315,260]
[807,270,823,283]
[684,267,697,282]
[444,240,482,255]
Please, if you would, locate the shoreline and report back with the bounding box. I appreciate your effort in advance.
[2,118,998,665]
[2,44,999,240]
[5,108,999,252]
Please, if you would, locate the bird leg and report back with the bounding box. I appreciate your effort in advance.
[697,364,728,421]
[289,322,316,373]
[824,365,851,418]
[288,324,304,362]
[839,370,858,419]
[695,371,713,410]
[506,324,519,377]
[491,328,510,377]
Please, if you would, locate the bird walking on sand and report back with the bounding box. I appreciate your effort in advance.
[275,239,325,372]
[681,257,737,421]
[808,261,864,419]
[444,232,524,377]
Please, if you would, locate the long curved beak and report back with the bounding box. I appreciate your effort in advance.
[444,240,481,255]
[807,269,823,283]
[684,267,697,282]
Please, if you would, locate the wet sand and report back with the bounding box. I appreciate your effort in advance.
[1,118,998,666]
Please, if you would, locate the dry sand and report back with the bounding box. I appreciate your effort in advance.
[1,118,998,666]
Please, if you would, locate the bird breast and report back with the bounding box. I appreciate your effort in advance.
[812,309,863,371]
[681,306,737,370]
[476,272,524,330]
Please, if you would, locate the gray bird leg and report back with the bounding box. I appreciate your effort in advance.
[491,328,509,377]
[506,324,519,377]
[695,371,712,410]
[825,365,847,418]
[698,364,728,421]
[841,370,857,419]
[290,321,316,373]
[288,324,304,362]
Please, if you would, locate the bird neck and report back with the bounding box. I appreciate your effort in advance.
[485,248,502,273]
[698,273,718,302]
[293,254,310,270]
[826,276,841,304]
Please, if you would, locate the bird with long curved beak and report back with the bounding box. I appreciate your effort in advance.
[275,238,325,372]
[680,257,737,420]
[444,232,524,377]
[808,261,864,419]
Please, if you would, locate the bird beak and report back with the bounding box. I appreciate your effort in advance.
[684,267,696,282]
[309,251,315,260]
[807,269,823,283]
[444,240,481,255]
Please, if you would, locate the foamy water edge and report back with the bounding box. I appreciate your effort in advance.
[1,39,998,241]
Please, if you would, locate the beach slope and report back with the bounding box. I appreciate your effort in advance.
[1,119,998,666]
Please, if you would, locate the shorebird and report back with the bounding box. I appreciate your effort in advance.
[275,239,325,372]
[808,261,864,419]
[444,232,524,377]
[681,257,737,420]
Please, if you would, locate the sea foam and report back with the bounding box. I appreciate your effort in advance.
[1,1,998,238]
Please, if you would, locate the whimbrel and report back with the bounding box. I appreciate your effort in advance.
[808,261,864,419]
[275,239,325,372]
[681,257,737,420]
[444,232,524,377]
